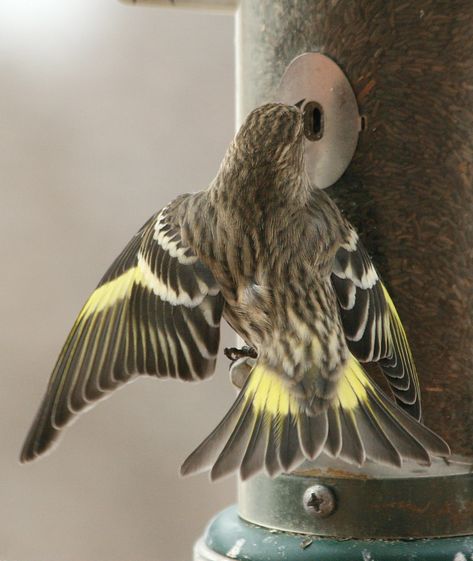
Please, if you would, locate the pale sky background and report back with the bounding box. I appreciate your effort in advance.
[0,2,236,560]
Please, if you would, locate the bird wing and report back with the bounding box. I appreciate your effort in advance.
[331,228,421,420]
[21,199,223,462]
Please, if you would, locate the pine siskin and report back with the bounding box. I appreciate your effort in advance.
[21,102,450,480]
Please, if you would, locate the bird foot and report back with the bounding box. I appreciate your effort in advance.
[224,346,257,390]
[224,346,257,362]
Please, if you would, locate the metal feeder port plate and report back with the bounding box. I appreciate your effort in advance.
[278,52,361,189]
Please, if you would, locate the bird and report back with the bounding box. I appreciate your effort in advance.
[20,102,450,480]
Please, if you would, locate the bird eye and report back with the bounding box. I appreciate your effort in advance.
[303,101,324,141]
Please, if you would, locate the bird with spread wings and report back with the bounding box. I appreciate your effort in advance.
[21,103,449,480]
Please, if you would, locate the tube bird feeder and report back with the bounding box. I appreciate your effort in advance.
[122,1,473,558]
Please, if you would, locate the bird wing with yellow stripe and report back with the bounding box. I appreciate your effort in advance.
[181,353,449,481]
[21,199,223,462]
[331,228,421,420]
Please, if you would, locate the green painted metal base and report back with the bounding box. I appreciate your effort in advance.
[195,506,473,561]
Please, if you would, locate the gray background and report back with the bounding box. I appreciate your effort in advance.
[0,1,236,560]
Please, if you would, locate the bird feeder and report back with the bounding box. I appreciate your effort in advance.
[122,1,473,559]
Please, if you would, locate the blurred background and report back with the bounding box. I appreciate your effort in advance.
[0,1,235,560]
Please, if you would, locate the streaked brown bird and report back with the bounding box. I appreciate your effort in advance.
[21,102,449,480]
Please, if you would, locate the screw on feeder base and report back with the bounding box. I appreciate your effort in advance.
[303,484,336,518]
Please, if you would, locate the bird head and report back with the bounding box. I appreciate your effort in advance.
[233,102,304,168]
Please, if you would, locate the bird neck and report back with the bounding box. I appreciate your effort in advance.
[210,142,310,212]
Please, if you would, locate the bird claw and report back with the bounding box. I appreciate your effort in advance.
[224,346,257,390]
[224,346,257,362]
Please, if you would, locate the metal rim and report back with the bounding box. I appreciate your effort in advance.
[196,506,473,561]
[238,458,473,539]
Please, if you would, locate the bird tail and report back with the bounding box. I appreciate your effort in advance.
[180,355,450,481]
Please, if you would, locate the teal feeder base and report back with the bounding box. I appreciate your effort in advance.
[194,506,473,561]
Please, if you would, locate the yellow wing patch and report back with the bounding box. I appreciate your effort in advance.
[78,267,145,321]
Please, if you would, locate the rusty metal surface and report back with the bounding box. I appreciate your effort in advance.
[239,459,473,538]
[237,0,473,456]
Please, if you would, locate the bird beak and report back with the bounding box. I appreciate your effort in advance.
[294,98,305,109]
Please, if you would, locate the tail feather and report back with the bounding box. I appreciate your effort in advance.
[298,411,328,459]
[367,391,438,463]
[240,412,268,480]
[354,399,402,467]
[264,417,283,477]
[279,411,303,472]
[368,397,430,464]
[333,357,449,466]
[325,407,342,457]
[210,398,255,480]
[179,392,247,476]
[181,356,450,481]
[338,407,366,465]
